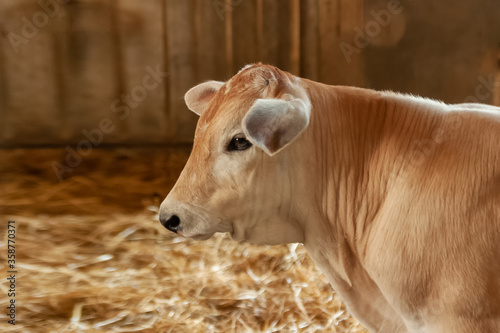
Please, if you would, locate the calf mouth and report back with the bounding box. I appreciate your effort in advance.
[190,233,215,241]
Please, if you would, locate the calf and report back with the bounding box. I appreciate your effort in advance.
[159,64,500,333]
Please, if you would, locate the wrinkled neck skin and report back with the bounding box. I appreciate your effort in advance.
[298,81,396,273]
[289,79,439,332]
[230,149,308,245]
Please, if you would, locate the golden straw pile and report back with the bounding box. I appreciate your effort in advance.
[0,148,366,332]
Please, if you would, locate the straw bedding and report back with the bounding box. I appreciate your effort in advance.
[0,148,366,332]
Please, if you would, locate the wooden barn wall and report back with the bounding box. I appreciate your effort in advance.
[363,0,500,104]
[0,0,498,147]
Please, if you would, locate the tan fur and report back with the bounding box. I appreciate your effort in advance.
[160,64,500,332]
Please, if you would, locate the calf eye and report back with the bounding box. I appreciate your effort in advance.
[227,135,252,151]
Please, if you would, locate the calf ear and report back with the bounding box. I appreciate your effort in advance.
[242,97,311,156]
[184,81,224,116]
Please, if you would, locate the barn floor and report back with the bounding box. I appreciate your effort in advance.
[0,148,366,333]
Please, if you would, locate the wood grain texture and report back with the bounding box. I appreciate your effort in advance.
[339,0,364,86]
[194,0,227,83]
[0,0,498,146]
[0,0,61,145]
[57,0,119,142]
[261,0,292,70]
[165,0,197,142]
[318,0,365,86]
[0,10,6,143]
[116,0,167,143]
[231,0,259,72]
[299,0,320,81]
[364,0,500,104]
[318,0,340,85]
[495,47,500,106]
[289,0,301,75]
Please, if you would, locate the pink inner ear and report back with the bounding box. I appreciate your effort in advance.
[199,89,217,103]
[185,81,225,115]
[265,128,285,154]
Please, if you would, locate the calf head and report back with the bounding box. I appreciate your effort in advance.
[159,64,311,244]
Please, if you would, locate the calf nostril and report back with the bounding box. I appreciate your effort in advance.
[162,215,181,233]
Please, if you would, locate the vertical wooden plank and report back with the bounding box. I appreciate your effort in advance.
[0,17,6,145]
[58,0,120,143]
[318,0,364,86]
[231,0,259,72]
[165,0,197,142]
[261,0,291,70]
[259,0,272,65]
[364,0,499,103]
[224,0,234,78]
[116,0,167,143]
[339,0,364,86]
[52,12,70,143]
[0,0,61,145]
[300,0,320,80]
[195,0,227,82]
[318,0,340,84]
[259,0,299,74]
[161,0,170,141]
[495,47,500,106]
[290,0,301,75]
[108,0,127,141]
[255,0,263,64]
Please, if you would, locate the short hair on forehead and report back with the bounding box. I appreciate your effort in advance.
[226,63,290,92]
[199,64,292,125]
